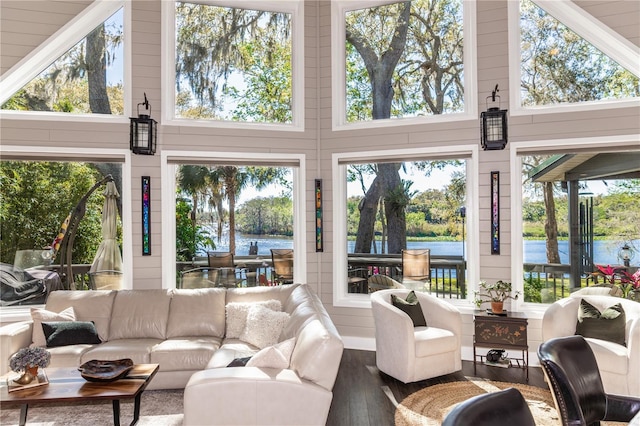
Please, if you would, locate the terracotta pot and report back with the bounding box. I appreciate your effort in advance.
[491,301,504,314]
[26,366,39,377]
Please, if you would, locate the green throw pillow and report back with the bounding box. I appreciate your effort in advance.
[391,291,427,327]
[575,299,626,346]
[42,321,102,347]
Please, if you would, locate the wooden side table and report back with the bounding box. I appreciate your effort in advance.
[473,311,529,380]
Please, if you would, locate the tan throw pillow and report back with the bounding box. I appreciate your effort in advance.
[247,337,296,369]
[225,300,282,339]
[240,304,290,349]
[31,306,75,347]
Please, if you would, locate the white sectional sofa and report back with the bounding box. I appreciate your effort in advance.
[0,283,344,425]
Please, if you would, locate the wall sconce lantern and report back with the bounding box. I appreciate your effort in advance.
[130,93,157,155]
[618,243,634,267]
[480,84,508,150]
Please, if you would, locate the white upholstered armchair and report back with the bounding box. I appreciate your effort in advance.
[370,289,462,383]
[542,294,640,397]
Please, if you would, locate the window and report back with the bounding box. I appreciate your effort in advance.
[332,0,477,130]
[162,151,306,289]
[511,137,640,308]
[163,1,304,130]
[1,5,125,116]
[333,146,479,308]
[509,0,639,114]
[0,152,130,317]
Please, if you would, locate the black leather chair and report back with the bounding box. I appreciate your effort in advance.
[538,335,640,426]
[442,387,535,426]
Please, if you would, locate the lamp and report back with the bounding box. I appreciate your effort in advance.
[130,93,157,155]
[618,243,634,267]
[480,84,508,150]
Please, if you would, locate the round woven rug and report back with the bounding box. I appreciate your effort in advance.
[395,379,558,426]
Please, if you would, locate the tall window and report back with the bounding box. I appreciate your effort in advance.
[0,160,125,307]
[333,148,478,308]
[2,8,124,115]
[516,0,639,109]
[333,0,475,129]
[167,1,304,129]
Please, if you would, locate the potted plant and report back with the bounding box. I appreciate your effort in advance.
[590,265,640,300]
[9,347,50,384]
[474,280,519,313]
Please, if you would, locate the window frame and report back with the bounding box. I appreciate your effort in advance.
[160,150,307,289]
[507,0,640,117]
[509,133,640,316]
[330,0,478,131]
[332,145,480,309]
[0,0,131,122]
[161,0,305,132]
[0,145,133,322]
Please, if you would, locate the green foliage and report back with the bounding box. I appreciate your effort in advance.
[175,198,213,261]
[236,196,293,236]
[0,161,106,265]
[523,275,543,303]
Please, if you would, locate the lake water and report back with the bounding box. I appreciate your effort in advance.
[208,234,638,266]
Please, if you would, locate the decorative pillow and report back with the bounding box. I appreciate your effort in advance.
[240,304,290,349]
[225,299,282,339]
[30,306,76,347]
[246,337,296,369]
[575,299,626,346]
[391,291,427,327]
[42,321,102,347]
[227,356,252,367]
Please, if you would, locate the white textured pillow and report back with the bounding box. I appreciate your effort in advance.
[240,304,290,349]
[247,337,296,369]
[225,299,282,339]
[31,306,75,347]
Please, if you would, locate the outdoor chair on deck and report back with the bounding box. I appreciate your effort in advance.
[179,267,217,289]
[270,249,294,285]
[367,274,405,293]
[208,252,244,288]
[88,270,122,290]
[401,249,430,289]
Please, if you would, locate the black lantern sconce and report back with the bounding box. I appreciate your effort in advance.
[618,243,634,267]
[130,93,157,155]
[480,84,508,150]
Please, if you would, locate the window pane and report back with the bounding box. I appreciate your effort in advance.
[346,160,467,297]
[175,164,294,288]
[0,161,124,306]
[519,0,639,106]
[175,3,292,123]
[2,9,124,115]
[522,152,640,303]
[345,0,464,123]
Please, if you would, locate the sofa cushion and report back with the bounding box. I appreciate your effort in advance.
[81,338,160,365]
[246,337,296,369]
[414,327,457,357]
[240,304,290,349]
[167,288,226,338]
[576,299,626,346]
[207,340,259,368]
[391,291,427,327]
[42,321,101,347]
[151,337,221,371]
[227,284,298,306]
[225,300,282,339]
[30,306,75,347]
[109,290,171,340]
[45,290,116,343]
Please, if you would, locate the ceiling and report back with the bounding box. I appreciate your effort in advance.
[530,152,640,182]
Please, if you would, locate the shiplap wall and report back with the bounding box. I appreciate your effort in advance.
[1,0,638,356]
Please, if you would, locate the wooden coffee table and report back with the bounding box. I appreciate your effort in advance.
[1,363,159,426]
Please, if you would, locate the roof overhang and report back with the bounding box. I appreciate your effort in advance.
[530,152,640,182]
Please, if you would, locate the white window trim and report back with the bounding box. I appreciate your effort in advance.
[0,0,131,119]
[507,0,640,117]
[160,150,307,289]
[0,145,133,322]
[161,1,304,132]
[332,145,480,309]
[330,0,477,131]
[509,134,640,317]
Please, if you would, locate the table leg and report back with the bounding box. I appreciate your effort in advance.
[473,344,477,375]
[131,393,142,426]
[112,399,121,426]
[19,404,28,426]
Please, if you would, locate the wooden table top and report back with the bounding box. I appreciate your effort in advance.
[0,364,159,405]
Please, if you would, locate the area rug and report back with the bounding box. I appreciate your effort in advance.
[394,379,629,426]
[0,389,183,426]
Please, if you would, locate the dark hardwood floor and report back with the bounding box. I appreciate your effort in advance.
[326,349,546,425]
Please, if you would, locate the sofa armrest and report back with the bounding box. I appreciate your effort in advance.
[542,297,580,341]
[184,367,332,426]
[627,317,640,396]
[0,321,33,374]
